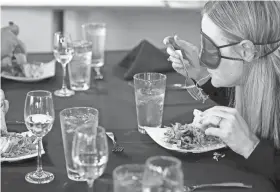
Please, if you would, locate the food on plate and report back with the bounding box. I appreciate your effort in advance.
[0,22,43,79]
[1,61,44,78]
[163,109,223,149]
[164,123,222,149]
[0,132,37,159]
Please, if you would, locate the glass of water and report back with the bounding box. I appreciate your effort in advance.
[72,125,109,191]
[53,32,75,97]
[68,40,92,91]
[59,107,98,181]
[133,73,166,134]
[143,156,184,192]
[82,23,106,80]
[113,164,145,192]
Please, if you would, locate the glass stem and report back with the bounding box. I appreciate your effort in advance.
[62,64,67,90]
[36,137,43,174]
[87,179,95,192]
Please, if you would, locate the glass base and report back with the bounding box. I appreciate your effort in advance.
[93,67,103,80]
[25,170,54,184]
[54,88,75,97]
[138,126,147,134]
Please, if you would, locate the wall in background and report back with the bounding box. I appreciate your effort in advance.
[64,7,202,50]
[1,7,202,52]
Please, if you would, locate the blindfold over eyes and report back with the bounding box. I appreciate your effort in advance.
[200,30,280,69]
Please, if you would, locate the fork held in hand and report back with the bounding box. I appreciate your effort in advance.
[106,132,124,152]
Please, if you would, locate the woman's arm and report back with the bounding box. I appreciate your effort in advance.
[244,140,276,183]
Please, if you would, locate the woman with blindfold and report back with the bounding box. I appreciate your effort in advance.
[164,1,280,185]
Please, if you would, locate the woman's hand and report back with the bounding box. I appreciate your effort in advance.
[200,106,260,158]
[163,35,208,82]
[0,89,9,134]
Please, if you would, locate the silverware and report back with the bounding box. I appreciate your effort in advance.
[128,82,194,90]
[6,120,25,124]
[184,182,252,192]
[105,132,124,152]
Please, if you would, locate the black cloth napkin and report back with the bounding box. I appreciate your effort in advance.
[118,40,174,80]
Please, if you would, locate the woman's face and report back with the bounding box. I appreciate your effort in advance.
[201,15,245,88]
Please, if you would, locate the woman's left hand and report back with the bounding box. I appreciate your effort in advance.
[200,106,259,158]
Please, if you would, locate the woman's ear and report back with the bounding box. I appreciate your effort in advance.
[235,40,255,62]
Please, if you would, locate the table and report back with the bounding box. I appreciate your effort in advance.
[1,52,278,192]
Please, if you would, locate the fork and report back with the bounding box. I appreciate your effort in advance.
[105,132,124,152]
[184,182,252,192]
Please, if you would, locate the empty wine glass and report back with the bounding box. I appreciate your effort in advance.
[24,90,55,184]
[72,125,109,192]
[142,156,184,192]
[53,32,75,97]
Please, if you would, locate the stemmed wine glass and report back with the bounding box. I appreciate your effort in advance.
[24,90,55,184]
[72,125,109,192]
[53,32,75,97]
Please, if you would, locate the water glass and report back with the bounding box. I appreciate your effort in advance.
[113,164,145,192]
[82,22,106,80]
[72,125,109,191]
[133,73,166,134]
[68,40,92,91]
[24,90,55,184]
[143,156,184,192]
[60,107,98,181]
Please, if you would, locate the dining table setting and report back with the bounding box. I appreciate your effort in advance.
[1,22,279,192]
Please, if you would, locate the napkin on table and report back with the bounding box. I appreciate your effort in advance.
[118,40,174,80]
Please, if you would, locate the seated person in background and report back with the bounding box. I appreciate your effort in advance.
[164,0,280,185]
[1,22,27,76]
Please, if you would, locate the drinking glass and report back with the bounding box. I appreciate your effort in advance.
[53,32,75,97]
[72,125,109,191]
[82,23,106,80]
[133,73,166,134]
[142,156,184,192]
[24,90,55,184]
[113,164,145,192]
[68,40,92,91]
[60,107,99,181]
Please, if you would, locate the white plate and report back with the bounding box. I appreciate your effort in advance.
[145,127,226,153]
[1,131,45,162]
[1,60,56,82]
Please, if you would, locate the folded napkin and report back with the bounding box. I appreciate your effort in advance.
[118,40,174,80]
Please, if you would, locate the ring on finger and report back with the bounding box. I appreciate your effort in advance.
[217,117,223,127]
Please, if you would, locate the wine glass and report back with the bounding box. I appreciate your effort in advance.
[53,32,75,97]
[142,156,184,192]
[72,125,109,192]
[24,90,55,184]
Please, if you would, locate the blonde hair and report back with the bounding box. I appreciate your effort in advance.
[203,1,280,149]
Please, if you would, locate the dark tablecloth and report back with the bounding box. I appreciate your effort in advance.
[1,52,277,192]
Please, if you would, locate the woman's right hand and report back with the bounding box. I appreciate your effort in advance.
[163,35,208,82]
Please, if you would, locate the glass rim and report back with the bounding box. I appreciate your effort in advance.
[145,156,182,168]
[26,90,52,98]
[54,31,71,36]
[133,72,167,82]
[76,124,105,136]
[81,22,106,28]
[59,107,99,116]
[113,164,145,178]
[71,40,92,47]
